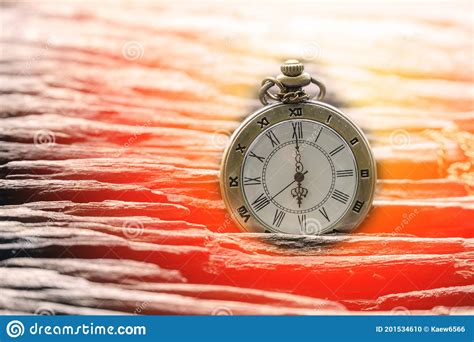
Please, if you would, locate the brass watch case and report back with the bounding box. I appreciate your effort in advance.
[220,100,376,234]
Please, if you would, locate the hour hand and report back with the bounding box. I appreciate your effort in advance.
[291,171,308,207]
[291,185,308,207]
[270,170,308,201]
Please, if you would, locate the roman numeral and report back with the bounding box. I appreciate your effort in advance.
[243,176,261,185]
[352,200,364,213]
[228,176,238,187]
[257,117,269,129]
[318,207,330,222]
[265,130,280,147]
[298,214,307,230]
[249,151,265,163]
[331,189,350,204]
[272,209,286,227]
[336,169,354,177]
[361,169,369,178]
[291,121,303,140]
[237,205,251,223]
[329,144,345,156]
[314,126,323,142]
[235,143,246,154]
[251,193,270,212]
[326,115,332,123]
[289,107,303,117]
[350,137,359,145]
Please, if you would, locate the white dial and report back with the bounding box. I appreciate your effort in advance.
[220,101,376,235]
[241,119,358,234]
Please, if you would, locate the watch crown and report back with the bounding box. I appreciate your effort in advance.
[281,59,304,77]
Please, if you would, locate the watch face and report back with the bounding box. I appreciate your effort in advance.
[241,119,357,234]
[220,101,376,235]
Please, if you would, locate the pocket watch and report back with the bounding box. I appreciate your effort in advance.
[220,60,376,235]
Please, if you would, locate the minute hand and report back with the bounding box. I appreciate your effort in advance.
[270,170,308,201]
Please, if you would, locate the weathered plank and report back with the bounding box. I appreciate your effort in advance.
[0,1,472,315]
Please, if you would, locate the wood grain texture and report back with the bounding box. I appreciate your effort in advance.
[0,1,473,315]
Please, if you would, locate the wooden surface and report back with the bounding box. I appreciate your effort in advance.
[0,1,473,315]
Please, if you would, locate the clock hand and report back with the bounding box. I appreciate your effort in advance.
[295,126,299,150]
[270,170,308,201]
[294,139,303,173]
[291,178,309,208]
[292,138,308,207]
